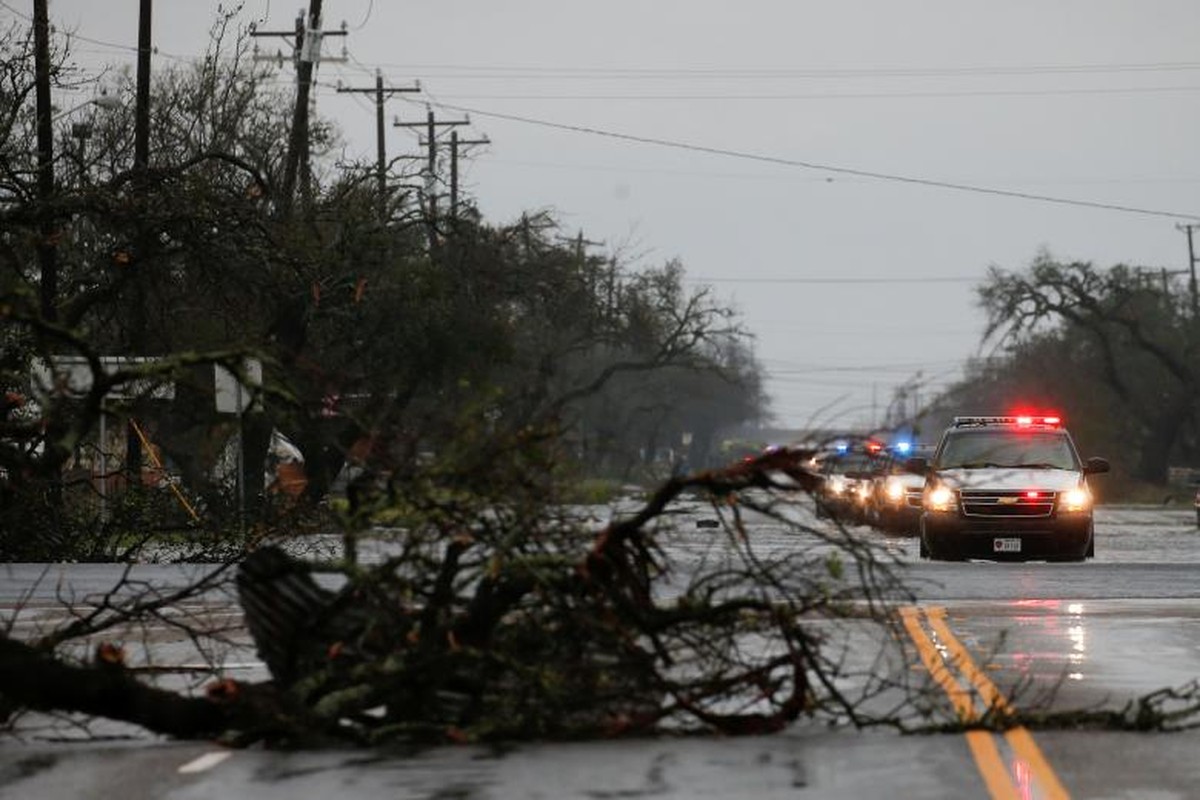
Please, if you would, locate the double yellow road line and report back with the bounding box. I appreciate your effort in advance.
[900,606,1070,800]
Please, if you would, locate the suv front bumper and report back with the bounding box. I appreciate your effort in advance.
[921,513,1093,561]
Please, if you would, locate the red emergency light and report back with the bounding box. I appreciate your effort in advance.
[1012,412,1062,428]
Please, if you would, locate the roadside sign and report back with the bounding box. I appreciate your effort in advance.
[214,359,263,414]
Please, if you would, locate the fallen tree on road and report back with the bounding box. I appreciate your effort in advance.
[0,447,929,746]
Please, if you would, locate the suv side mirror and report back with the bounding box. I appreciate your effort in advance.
[904,457,928,475]
[1084,457,1110,475]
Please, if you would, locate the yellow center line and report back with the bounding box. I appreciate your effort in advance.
[924,607,1071,800]
[900,607,1018,799]
[899,606,975,721]
[901,605,1070,800]
[925,607,1012,716]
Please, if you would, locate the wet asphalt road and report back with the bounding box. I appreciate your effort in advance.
[3,503,1200,799]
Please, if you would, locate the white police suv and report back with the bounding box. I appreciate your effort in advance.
[907,415,1109,561]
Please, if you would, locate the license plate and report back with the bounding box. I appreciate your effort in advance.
[993,537,1021,553]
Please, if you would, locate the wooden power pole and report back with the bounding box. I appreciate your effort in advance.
[448,129,489,221]
[134,0,152,172]
[395,108,468,249]
[32,0,56,322]
[336,70,420,216]
[1178,224,1200,319]
[252,1,347,214]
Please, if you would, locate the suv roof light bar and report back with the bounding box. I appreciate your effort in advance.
[951,415,1063,428]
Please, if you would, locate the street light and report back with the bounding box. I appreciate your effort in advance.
[52,93,120,184]
[50,91,121,123]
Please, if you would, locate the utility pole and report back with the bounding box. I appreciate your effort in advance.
[280,0,319,215]
[395,108,468,249]
[555,230,604,277]
[32,0,55,323]
[336,70,420,216]
[556,231,604,332]
[134,0,151,172]
[606,258,620,321]
[557,231,605,265]
[448,129,489,221]
[1178,223,1200,318]
[123,0,154,478]
[252,2,347,215]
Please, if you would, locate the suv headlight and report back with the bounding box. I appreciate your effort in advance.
[1060,487,1091,513]
[884,478,905,503]
[925,485,955,513]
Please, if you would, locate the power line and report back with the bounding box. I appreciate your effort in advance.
[354,59,1200,80]
[0,0,202,65]
[685,275,979,284]
[478,155,1200,187]
[417,86,1200,101]
[404,97,1200,222]
[348,0,374,31]
[756,326,982,337]
[770,364,960,374]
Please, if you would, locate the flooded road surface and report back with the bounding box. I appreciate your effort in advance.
[3,502,1200,798]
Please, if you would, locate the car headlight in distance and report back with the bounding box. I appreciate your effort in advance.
[828,477,846,495]
[925,485,955,512]
[885,478,905,503]
[1061,487,1091,513]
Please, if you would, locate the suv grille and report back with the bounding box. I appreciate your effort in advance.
[959,490,1056,518]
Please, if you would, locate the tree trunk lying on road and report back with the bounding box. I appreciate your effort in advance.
[0,634,289,740]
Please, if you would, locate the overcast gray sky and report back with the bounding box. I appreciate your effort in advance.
[24,1,1200,432]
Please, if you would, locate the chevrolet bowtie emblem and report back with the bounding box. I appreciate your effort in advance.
[997,496,1020,504]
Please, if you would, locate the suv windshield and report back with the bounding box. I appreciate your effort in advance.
[936,430,1078,470]
[822,452,878,476]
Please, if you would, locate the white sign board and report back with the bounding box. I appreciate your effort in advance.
[214,358,263,414]
[31,356,175,401]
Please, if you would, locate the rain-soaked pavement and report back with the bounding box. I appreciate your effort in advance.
[4,503,1200,798]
